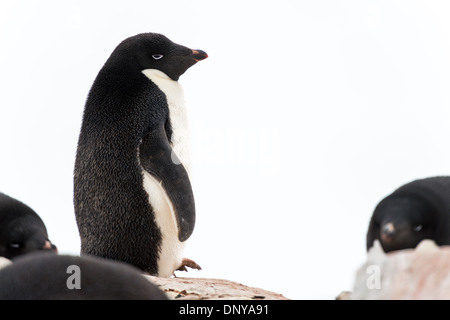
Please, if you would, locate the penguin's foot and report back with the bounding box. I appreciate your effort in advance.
[176,258,202,273]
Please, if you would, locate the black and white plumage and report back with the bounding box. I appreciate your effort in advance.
[0,253,168,300]
[367,176,450,253]
[74,33,207,276]
[0,192,57,259]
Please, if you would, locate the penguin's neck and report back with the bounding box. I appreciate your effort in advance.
[141,69,184,108]
[141,69,191,174]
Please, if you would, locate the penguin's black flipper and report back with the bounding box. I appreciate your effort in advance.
[139,123,195,242]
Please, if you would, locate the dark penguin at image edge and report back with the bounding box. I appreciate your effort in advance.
[367,176,450,253]
[74,33,207,276]
[0,253,168,299]
[0,192,57,259]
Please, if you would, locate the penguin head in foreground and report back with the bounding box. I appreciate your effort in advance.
[107,33,208,81]
[0,217,57,260]
[0,193,57,260]
[367,196,437,253]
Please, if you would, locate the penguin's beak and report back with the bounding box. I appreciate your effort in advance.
[190,49,208,62]
[381,222,396,242]
[43,240,58,253]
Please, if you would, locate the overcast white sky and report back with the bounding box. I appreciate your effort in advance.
[1,0,450,299]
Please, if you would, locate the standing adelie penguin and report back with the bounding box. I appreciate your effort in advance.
[74,33,207,276]
[0,193,57,259]
[367,176,450,253]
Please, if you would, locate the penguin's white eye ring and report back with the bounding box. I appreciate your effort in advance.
[152,54,164,60]
[413,224,423,232]
[9,243,20,248]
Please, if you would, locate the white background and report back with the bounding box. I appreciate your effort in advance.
[1,0,450,299]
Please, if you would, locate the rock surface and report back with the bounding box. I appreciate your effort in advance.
[144,275,289,300]
[351,239,450,300]
[1,255,287,300]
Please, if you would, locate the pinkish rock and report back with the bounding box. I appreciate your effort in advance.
[352,240,450,299]
[144,275,289,300]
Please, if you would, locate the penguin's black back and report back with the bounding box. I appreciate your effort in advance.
[0,253,168,300]
[74,41,168,274]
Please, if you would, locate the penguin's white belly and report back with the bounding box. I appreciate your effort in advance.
[142,172,185,277]
[141,69,191,277]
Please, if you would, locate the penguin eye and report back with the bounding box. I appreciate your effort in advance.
[413,224,423,232]
[9,243,21,249]
[152,54,164,60]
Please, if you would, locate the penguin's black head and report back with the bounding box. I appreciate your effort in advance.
[0,194,57,259]
[0,216,57,260]
[367,196,436,253]
[109,33,208,81]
